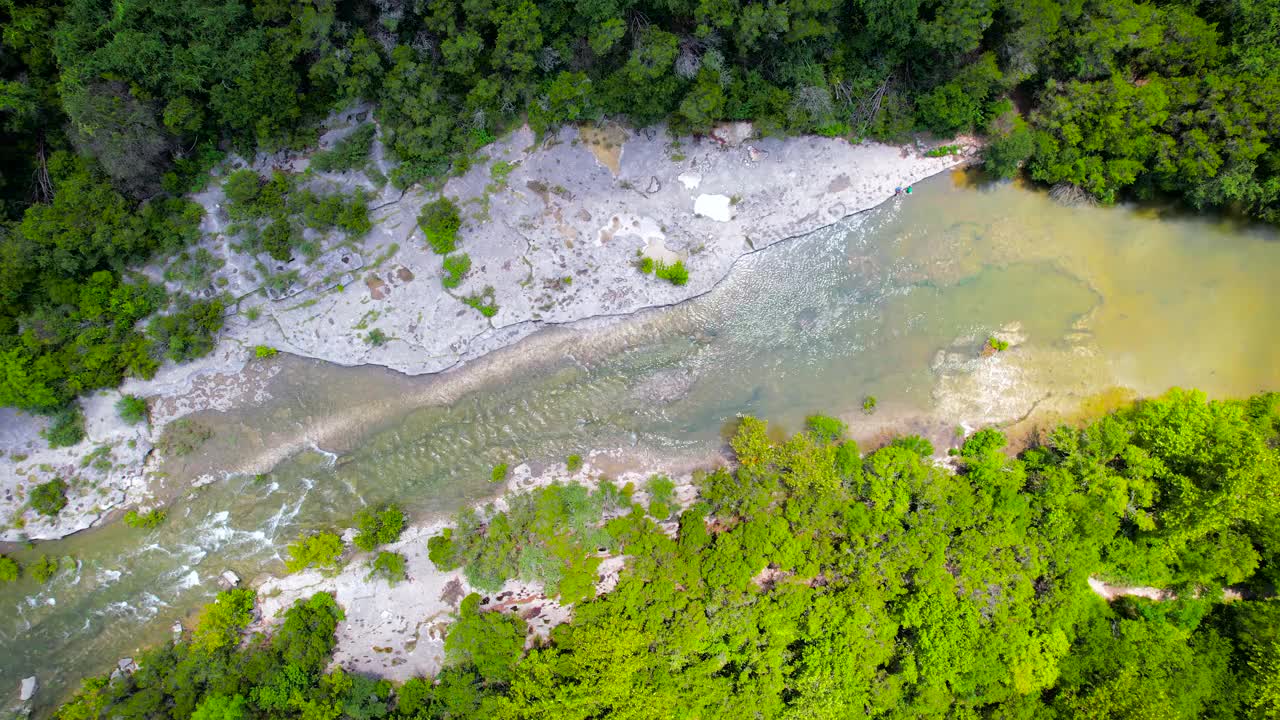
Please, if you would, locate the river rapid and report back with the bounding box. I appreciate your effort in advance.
[4,170,1280,712]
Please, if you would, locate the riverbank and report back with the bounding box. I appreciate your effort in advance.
[0,119,976,543]
[251,449,708,682]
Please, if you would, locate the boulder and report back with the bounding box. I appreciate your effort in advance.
[19,676,37,702]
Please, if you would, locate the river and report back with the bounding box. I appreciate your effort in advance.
[4,170,1280,713]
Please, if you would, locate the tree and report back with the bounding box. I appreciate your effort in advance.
[193,588,257,654]
[116,394,148,424]
[190,694,246,720]
[285,532,345,573]
[419,198,462,254]
[445,593,527,683]
[353,504,406,551]
[30,478,67,516]
[0,555,18,582]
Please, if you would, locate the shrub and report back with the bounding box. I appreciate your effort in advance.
[0,555,18,582]
[353,504,406,551]
[647,474,676,519]
[419,198,462,254]
[566,454,584,473]
[366,328,388,346]
[157,419,214,456]
[442,253,471,288]
[310,124,376,173]
[148,299,226,363]
[116,395,148,425]
[639,257,655,274]
[925,144,962,157]
[42,405,86,448]
[655,260,689,286]
[806,414,847,442]
[367,551,407,585]
[30,479,68,517]
[285,532,345,573]
[862,396,878,414]
[987,336,1010,352]
[254,345,278,359]
[891,435,935,457]
[124,508,167,530]
[983,103,1036,180]
[193,588,256,653]
[29,555,60,583]
[222,169,262,207]
[491,463,509,483]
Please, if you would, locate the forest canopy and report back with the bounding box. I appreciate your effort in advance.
[51,389,1280,719]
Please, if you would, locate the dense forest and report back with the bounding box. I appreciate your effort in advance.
[3,0,1280,433]
[47,389,1280,718]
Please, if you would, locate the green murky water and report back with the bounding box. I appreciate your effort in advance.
[4,172,1280,712]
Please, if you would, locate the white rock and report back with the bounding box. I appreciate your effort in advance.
[693,194,732,222]
[220,570,240,587]
[677,172,701,190]
[19,676,37,702]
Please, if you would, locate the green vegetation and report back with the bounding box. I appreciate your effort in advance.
[253,345,277,359]
[192,589,256,654]
[442,253,472,289]
[367,551,408,585]
[285,532,344,574]
[28,555,61,583]
[124,509,167,531]
[565,454,584,473]
[862,395,878,414]
[148,300,227,364]
[310,124,377,174]
[638,257,655,274]
[987,336,1011,352]
[462,287,498,318]
[490,463,509,483]
[53,389,1280,719]
[924,144,962,157]
[30,478,68,517]
[427,480,625,600]
[365,328,389,346]
[352,504,406,552]
[0,555,18,582]
[163,248,226,291]
[115,395,148,425]
[41,404,85,448]
[646,474,676,520]
[157,419,214,457]
[419,198,462,255]
[654,260,690,286]
[223,170,370,262]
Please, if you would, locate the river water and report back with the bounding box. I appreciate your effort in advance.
[4,171,1280,711]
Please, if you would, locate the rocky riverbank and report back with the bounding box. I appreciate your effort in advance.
[0,117,975,543]
[251,451,707,682]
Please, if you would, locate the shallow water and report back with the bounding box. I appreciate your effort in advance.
[5,172,1280,711]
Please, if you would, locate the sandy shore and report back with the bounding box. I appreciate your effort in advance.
[0,117,975,543]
